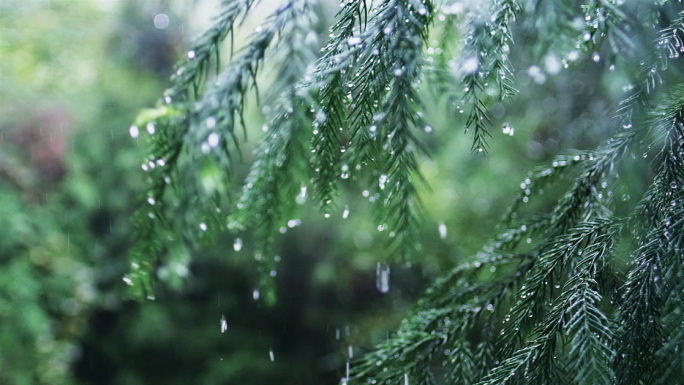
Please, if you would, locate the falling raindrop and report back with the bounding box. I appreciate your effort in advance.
[438,223,447,239]
[269,349,275,361]
[233,238,243,252]
[220,315,228,333]
[342,205,350,219]
[376,262,390,293]
[296,186,307,204]
[252,289,260,300]
[129,125,139,138]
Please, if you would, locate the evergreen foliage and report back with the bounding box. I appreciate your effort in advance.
[128,0,684,383]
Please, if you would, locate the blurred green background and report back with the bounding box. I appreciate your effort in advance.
[0,0,640,384]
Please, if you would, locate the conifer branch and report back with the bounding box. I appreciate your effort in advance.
[459,0,520,153]
[578,0,632,58]
[226,0,318,305]
[310,2,360,212]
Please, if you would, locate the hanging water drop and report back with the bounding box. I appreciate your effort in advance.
[146,122,155,135]
[379,174,388,190]
[187,50,196,59]
[233,238,243,252]
[376,262,390,293]
[347,36,362,46]
[199,222,208,231]
[201,142,211,154]
[208,132,220,148]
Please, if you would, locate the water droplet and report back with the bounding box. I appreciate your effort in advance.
[206,116,216,128]
[129,125,139,138]
[269,349,275,361]
[187,50,196,59]
[220,315,228,333]
[394,68,403,76]
[201,142,211,154]
[153,13,170,29]
[424,125,433,133]
[252,289,260,300]
[270,270,277,277]
[443,2,464,15]
[147,197,156,206]
[199,222,207,231]
[379,174,388,190]
[376,262,390,293]
[593,53,600,62]
[438,223,447,239]
[348,36,362,46]
[296,186,307,204]
[287,219,301,228]
[208,132,220,148]
[462,57,479,74]
[123,276,133,286]
[233,238,242,252]
[342,205,350,219]
[502,122,514,136]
